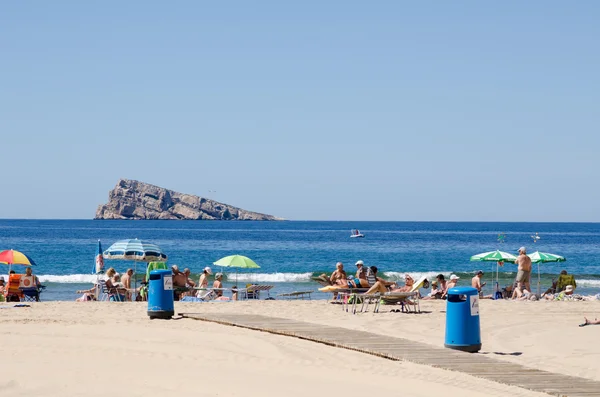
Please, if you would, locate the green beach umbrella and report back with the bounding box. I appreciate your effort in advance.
[470,250,518,263]
[213,255,260,286]
[527,251,566,264]
[470,250,518,298]
[527,251,566,296]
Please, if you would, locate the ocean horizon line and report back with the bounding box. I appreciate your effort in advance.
[2,218,600,224]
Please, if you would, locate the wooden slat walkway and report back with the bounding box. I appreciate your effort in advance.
[180,313,600,397]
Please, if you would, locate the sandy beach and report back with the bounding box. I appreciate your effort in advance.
[1,299,599,397]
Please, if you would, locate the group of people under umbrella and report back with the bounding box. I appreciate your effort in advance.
[95,238,260,301]
[470,247,566,297]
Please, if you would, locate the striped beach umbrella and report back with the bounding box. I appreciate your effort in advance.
[470,250,518,262]
[103,239,167,295]
[0,249,36,274]
[527,251,566,296]
[528,251,566,263]
[103,239,167,262]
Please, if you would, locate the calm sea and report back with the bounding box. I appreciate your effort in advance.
[1,220,599,301]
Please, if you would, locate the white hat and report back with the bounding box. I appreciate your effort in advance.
[355,260,364,266]
[450,274,460,280]
[565,285,574,293]
[204,267,213,275]
[518,246,526,253]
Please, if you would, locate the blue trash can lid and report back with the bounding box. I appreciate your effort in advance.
[447,286,478,296]
[149,269,172,276]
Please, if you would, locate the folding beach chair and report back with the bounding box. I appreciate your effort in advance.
[5,274,23,302]
[99,280,124,302]
[19,275,44,302]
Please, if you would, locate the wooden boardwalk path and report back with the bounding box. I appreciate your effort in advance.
[180,313,600,397]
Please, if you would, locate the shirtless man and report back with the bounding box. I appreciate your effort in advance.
[121,269,134,300]
[330,262,348,286]
[171,265,188,288]
[515,247,532,292]
[471,270,486,296]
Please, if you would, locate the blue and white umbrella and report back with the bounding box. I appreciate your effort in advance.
[95,240,104,275]
[103,239,167,262]
[103,239,167,294]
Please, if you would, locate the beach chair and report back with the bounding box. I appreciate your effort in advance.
[373,277,427,313]
[5,274,23,302]
[19,275,44,302]
[99,280,124,302]
[246,284,275,299]
[277,291,313,300]
[247,285,274,299]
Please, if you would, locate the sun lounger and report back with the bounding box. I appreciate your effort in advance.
[245,284,274,299]
[312,275,332,287]
[277,291,313,300]
[375,291,420,313]
[347,276,426,314]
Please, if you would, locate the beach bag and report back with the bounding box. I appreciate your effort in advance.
[348,295,363,304]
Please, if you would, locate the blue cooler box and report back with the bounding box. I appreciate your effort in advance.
[147,269,174,319]
[444,286,481,352]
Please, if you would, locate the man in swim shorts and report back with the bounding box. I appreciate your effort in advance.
[515,247,532,292]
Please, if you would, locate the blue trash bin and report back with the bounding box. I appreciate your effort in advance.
[444,286,481,352]
[147,269,174,319]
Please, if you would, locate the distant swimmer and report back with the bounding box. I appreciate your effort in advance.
[531,232,541,243]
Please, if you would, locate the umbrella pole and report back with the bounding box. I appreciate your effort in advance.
[134,260,138,300]
[537,263,541,296]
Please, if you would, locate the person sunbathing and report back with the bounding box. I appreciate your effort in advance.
[581,317,600,326]
[365,274,414,295]
[330,262,348,286]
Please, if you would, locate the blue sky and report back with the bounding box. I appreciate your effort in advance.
[1,1,599,221]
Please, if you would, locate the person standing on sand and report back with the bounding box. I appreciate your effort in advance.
[471,271,487,297]
[121,269,134,301]
[515,247,532,293]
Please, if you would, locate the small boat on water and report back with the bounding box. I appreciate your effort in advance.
[350,229,364,238]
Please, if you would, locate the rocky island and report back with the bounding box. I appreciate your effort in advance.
[95,179,283,221]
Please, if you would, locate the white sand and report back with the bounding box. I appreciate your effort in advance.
[1,299,598,397]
